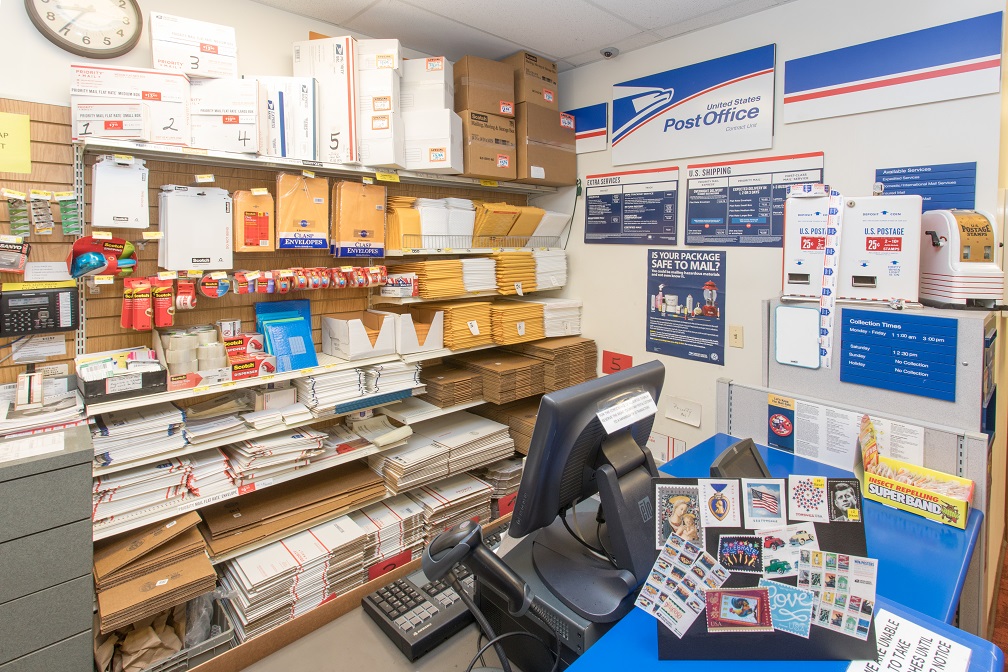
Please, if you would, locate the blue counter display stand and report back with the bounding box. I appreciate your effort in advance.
[564,434,1000,672]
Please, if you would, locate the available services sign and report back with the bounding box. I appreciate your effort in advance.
[611,45,776,166]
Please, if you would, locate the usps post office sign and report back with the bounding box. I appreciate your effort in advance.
[612,45,776,166]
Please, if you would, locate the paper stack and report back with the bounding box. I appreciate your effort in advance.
[344,416,412,449]
[445,198,476,240]
[493,251,537,296]
[293,368,366,414]
[91,402,186,468]
[240,402,312,431]
[199,460,385,558]
[460,257,498,292]
[0,387,86,436]
[348,495,426,581]
[408,473,494,543]
[365,361,421,394]
[377,397,443,424]
[475,456,525,517]
[219,514,368,641]
[425,301,494,349]
[504,336,598,392]
[532,248,567,289]
[369,435,448,494]
[527,210,570,245]
[388,260,465,299]
[473,398,541,455]
[473,202,520,246]
[447,351,545,405]
[490,300,546,345]
[419,364,484,408]
[412,411,516,475]
[515,297,582,337]
[184,413,249,445]
[222,428,328,485]
[387,196,421,250]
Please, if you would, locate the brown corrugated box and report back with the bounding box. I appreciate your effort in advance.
[92,511,201,584]
[460,110,517,181]
[95,528,207,591]
[500,51,559,110]
[515,102,576,186]
[454,55,515,117]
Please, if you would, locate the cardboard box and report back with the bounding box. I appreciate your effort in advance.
[358,69,400,137]
[501,51,559,110]
[151,328,231,392]
[404,57,453,84]
[460,110,516,181]
[515,103,575,186]
[149,12,238,79]
[76,368,166,402]
[358,112,405,168]
[382,273,419,297]
[229,354,278,381]
[454,56,515,117]
[293,37,359,164]
[403,109,463,174]
[257,77,317,160]
[332,180,386,257]
[373,308,444,355]
[222,332,266,358]
[321,311,396,360]
[70,64,191,145]
[189,78,264,154]
[401,82,453,111]
[71,101,150,141]
[358,38,402,72]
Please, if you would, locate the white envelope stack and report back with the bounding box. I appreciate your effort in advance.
[527,210,571,245]
[91,402,186,468]
[461,257,498,292]
[407,473,494,543]
[368,435,448,494]
[293,369,366,414]
[412,411,515,475]
[532,248,568,289]
[223,428,328,484]
[515,297,583,336]
[348,495,427,580]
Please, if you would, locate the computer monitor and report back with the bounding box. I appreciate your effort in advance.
[509,360,665,622]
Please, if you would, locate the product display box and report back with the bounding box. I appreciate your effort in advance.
[501,51,559,110]
[149,12,238,79]
[71,102,150,142]
[403,109,463,174]
[515,103,576,186]
[222,333,266,358]
[402,57,454,111]
[189,78,264,154]
[70,64,191,146]
[454,56,515,118]
[293,37,359,164]
[321,311,396,360]
[257,77,318,160]
[460,110,516,181]
[372,308,445,355]
[358,38,402,72]
[76,367,167,403]
[253,386,297,411]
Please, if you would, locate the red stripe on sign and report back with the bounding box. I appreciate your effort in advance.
[783,58,1001,104]
[587,166,678,180]
[576,129,606,139]
[688,151,824,170]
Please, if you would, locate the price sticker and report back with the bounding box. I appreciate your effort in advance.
[479,179,499,188]
[195,173,215,183]
[467,320,480,336]
[93,231,113,240]
[362,177,374,185]
[220,381,236,388]
[194,385,211,393]
[113,154,134,164]
[142,231,164,240]
[514,282,523,296]
[251,187,269,196]
[516,321,525,336]
[1,189,27,200]
[94,274,114,285]
[0,234,23,244]
[302,169,315,179]
[244,270,261,281]
[277,269,294,277]
[813,477,826,488]
[185,270,203,279]
[210,271,228,280]
[157,271,177,280]
[29,189,52,200]
[375,171,400,183]
[53,191,75,201]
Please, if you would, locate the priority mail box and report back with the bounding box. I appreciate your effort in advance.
[358,38,402,72]
[257,76,317,160]
[403,109,463,173]
[501,51,559,110]
[293,37,359,164]
[189,78,264,153]
[454,56,515,117]
[71,101,150,141]
[321,311,396,360]
[460,109,516,181]
[149,12,238,79]
[359,69,401,138]
[70,65,191,145]
[372,308,444,356]
[515,103,575,186]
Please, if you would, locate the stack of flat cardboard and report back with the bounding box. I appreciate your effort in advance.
[368,434,449,493]
[223,428,328,485]
[412,411,516,475]
[490,300,545,345]
[473,202,520,246]
[91,402,186,468]
[493,251,537,295]
[448,351,545,404]
[219,515,367,642]
[407,473,494,543]
[348,495,426,581]
[473,397,542,455]
[504,336,598,392]
[389,260,465,299]
[198,460,385,558]
[419,364,484,407]
[475,456,525,517]
[94,512,216,633]
[425,301,494,349]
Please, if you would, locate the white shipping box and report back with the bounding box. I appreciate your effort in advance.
[359,112,405,169]
[158,185,233,271]
[321,312,396,360]
[402,109,463,174]
[372,309,444,355]
[359,69,400,134]
[358,39,402,72]
[149,12,238,79]
[70,64,191,145]
[403,57,453,84]
[71,100,150,141]
[189,78,264,154]
[293,37,359,164]
[401,82,453,111]
[257,77,317,160]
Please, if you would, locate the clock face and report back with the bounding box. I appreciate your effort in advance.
[25,0,143,59]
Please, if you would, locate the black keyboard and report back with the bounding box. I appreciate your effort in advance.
[362,527,506,661]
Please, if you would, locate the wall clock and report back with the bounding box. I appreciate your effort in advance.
[25,0,143,59]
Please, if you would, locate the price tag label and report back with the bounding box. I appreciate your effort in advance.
[195,173,215,183]
[29,189,52,200]
[340,266,354,272]
[516,321,525,337]
[362,177,374,185]
[142,231,164,240]
[113,154,134,164]
[194,385,211,393]
[479,179,499,188]
[220,381,236,388]
[514,282,523,296]
[93,231,113,240]
[210,271,228,280]
[259,375,275,382]
[0,234,23,244]
[94,274,114,285]
[244,270,261,281]
[277,269,294,277]
[186,270,203,279]
[251,188,269,196]
[467,320,480,336]
[302,169,315,179]
[551,276,560,287]
[157,271,177,280]
[52,191,75,201]
[491,247,503,253]
[813,477,826,488]
[375,171,400,183]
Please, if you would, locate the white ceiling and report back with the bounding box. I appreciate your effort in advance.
[251,0,798,70]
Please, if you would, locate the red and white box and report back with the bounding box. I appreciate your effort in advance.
[149,12,238,79]
[229,354,277,381]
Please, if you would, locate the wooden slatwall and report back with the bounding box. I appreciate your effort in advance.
[0,98,76,384]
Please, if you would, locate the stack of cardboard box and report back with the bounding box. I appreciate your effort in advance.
[454,56,517,181]
[402,57,464,173]
[292,36,359,164]
[356,39,405,168]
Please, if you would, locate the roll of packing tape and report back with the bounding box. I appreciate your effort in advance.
[176,280,197,309]
[198,274,231,298]
[188,325,219,345]
[197,356,229,370]
[197,342,226,359]
[167,333,199,351]
[169,360,198,376]
[165,347,198,364]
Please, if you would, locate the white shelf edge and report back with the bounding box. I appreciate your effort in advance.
[371,286,566,306]
[400,343,499,364]
[77,139,557,195]
[377,398,485,425]
[384,246,562,257]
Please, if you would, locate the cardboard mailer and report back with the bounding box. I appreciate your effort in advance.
[276,173,329,250]
[93,511,201,583]
[321,311,396,360]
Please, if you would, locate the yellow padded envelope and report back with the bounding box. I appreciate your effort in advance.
[507,206,545,240]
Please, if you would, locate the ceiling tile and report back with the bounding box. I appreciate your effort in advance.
[563,31,662,67]
[583,0,740,31]
[404,0,640,62]
[654,0,785,39]
[250,0,380,27]
[346,0,526,61]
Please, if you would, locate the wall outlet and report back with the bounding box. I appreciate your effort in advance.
[729,325,744,348]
